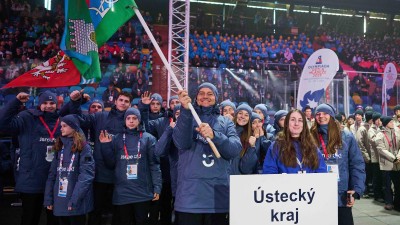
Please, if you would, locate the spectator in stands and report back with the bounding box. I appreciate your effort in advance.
[156,13,164,24]
[102,82,119,108]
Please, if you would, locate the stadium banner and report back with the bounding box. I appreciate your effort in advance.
[296,49,339,110]
[230,173,338,225]
[382,63,397,115]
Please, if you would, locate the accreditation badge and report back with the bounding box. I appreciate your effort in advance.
[327,163,340,181]
[126,164,138,180]
[58,177,69,197]
[46,146,55,162]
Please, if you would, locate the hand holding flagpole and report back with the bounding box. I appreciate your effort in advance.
[129,6,221,158]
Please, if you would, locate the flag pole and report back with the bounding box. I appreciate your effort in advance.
[130,6,221,158]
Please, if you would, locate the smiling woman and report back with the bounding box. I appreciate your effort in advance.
[263,109,327,175]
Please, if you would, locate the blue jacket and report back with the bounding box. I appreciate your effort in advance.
[263,141,327,174]
[155,126,179,196]
[79,106,127,183]
[230,126,266,175]
[172,106,241,213]
[100,127,161,205]
[0,98,78,193]
[44,137,94,216]
[318,126,366,207]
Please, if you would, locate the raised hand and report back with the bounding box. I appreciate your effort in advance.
[141,91,152,105]
[249,136,256,147]
[99,130,112,143]
[70,90,84,101]
[16,92,30,103]
[170,121,176,128]
[178,90,191,109]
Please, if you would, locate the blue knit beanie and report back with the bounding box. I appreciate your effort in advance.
[198,82,219,100]
[220,100,236,112]
[38,90,57,105]
[254,104,268,117]
[61,115,80,131]
[124,107,141,122]
[236,104,253,117]
[151,93,163,104]
[89,99,104,109]
[315,103,336,118]
[251,112,262,123]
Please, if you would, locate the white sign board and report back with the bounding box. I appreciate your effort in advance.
[230,173,338,225]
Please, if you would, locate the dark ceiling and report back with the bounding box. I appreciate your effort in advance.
[258,0,400,14]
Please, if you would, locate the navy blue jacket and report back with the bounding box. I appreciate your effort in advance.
[318,126,366,207]
[172,106,241,213]
[0,98,78,193]
[263,141,327,174]
[154,126,179,196]
[230,126,262,175]
[100,127,162,205]
[79,106,127,183]
[44,137,94,216]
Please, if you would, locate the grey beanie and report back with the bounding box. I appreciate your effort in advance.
[220,100,236,112]
[151,93,163,104]
[124,107,141,122]
[236,104,253,117]
[315,103,336,118]
[198,82,219,100]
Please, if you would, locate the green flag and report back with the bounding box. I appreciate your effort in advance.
[88,0,137,46]
[61,0,101,81]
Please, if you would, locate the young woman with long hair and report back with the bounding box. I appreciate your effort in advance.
[44,115,95,225]
[263,109,327,174]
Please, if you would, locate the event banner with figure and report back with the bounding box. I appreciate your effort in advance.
[230,173,337,225]
[382,62,397,115]
[296,49,339,111]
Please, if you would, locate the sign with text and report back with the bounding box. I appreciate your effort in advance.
[230,173,338,225]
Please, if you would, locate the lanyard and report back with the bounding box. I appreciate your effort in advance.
[59,149,76,178]
[123,132,143,160]
[383,131,396,148]
[318,134,329,158]
[39,117,59,140]
[296,157,303,171]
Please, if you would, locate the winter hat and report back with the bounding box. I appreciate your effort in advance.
[198,82,219,100]
[151,93,163,104]
[124,107,141,122]
[348,115,355,120]
[38,90,57,105]
[235,104,253,117]
[394,105,400,112]
[254,104,268,119]
[354,110,364,117]
[251,112,262,123]
[335,114,343,122]
[315,103,335,118]
[274,110,288,129]
[220,100,236,112]
[89,99,104,109]
[173,104,181,116]
[365,111,374,122]
[274,110,288,122]
[372,112,382,123]
[381,116,393,127]
[365,106,373,112]
[61,115,80,131]
[169,95,179,101]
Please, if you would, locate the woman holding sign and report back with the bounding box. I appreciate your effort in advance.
[263,109,327,174]
[44,115,95,225]
[99,107,161,225]
[310,103,365,225]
